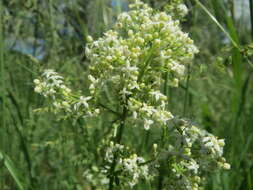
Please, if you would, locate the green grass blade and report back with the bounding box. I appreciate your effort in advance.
[0,151,26,190]
[194,0,239,49]
[249,0,253,38]
[0,2,6,189]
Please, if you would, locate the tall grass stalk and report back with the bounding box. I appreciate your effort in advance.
[0,151,26,190]
[249,0,253,38]
[0,0,5,143]
[194,0,239,49]
[0,1,6,188]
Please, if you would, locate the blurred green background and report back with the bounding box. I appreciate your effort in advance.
[0,0,253,189]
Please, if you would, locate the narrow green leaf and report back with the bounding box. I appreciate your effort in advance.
[0,151,26,190]
[194,0,239,49]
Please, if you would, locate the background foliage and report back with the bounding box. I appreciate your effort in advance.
[0,0,253,189]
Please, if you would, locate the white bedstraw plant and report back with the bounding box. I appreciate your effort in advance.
[34,0,230,189]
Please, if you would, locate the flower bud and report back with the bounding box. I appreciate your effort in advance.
[87,35,93,42]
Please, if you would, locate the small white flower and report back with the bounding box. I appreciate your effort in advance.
[74,96,92,110]
[120,87,132,100]
[223,163,231,170]
[128,30,134,36]
[171,61,185,77]
[34,86,42,93]
[88,75,98,83]
[144,119,154,130]
[33,79,40,84]
[140,104,155,117]
[133,111,138,119]
[87,35,93,42]
[149,91,167,101]
[177,4,188,17]
[186,159,199,174]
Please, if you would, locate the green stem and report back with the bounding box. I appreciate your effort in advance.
[157,127,166,190]
[228,0,235,21]
[195,0,239,49]
[98,102,121,116]
[163,72,169,108]
[115,106,128,143]
[137,46,156,83]
[157,167,164,190]
[232,73,251,131]
[183,65,191,116]
[138,55,154,82]
[109,105,128,190]
[0,1,5,188]
[0,0,5,142]
[9,112,35,189]
[249,0,253,39]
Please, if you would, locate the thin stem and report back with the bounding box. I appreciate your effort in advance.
[109,105,128,190]
[163,72,169,108]
[9,111,35,189]
[228,0,235,21]
[139,130,150,155]
[0,0,5,142]
[232,72,251,130]
[115,106,128,143]
[98,102,121,116]
[249,0,253,39]
[32,1,39,57]
[0,0,4,116]
[157,127,166,190]
[194,0,239,49]
[183,65,191,117]
[137,46,156,82]
[0,1,5,188]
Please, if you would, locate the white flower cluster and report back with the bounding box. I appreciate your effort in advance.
[160,118,231,190]
[83,166,109,188]
[119,154,150,187]
[85,0,198,131]
[128,97,174,130]
[104,142,150,188]
[34,70,99,117]
[105,141,125,164]
[34,69,71,98]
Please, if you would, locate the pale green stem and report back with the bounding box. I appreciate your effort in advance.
[0,1,6,188]
[195,0,239,49]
